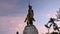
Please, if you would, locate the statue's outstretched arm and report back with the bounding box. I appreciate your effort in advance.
[24,18,27,22]
[33,18,35,21]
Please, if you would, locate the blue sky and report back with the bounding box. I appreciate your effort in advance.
[0,0,60,34]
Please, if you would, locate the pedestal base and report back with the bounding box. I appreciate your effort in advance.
[23,25,38,34]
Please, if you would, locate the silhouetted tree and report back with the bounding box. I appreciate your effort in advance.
[16,31,19,34]
[56,8,60,19]
[50,32,58,34]
[45,18,59,31]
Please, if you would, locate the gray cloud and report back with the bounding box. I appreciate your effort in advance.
[0,16,25,34]
[0,0,27,16]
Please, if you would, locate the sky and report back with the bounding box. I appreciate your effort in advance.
[0,0,60,34]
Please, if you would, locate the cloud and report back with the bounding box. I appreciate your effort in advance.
[46,13,56,18]
[0,0,20,10]
[0,0,27,34]
[0,0,24,16]
[0,16,26,34]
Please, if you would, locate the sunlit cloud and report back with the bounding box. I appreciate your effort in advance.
[46,13,56,18]
[0,16,26,34]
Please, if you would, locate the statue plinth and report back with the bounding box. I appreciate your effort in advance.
[23,25,38,34]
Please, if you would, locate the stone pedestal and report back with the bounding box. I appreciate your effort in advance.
[23,25,38,34]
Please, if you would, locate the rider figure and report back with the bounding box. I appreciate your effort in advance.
[24,5,35,26]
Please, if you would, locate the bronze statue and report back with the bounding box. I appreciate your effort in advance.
[24,5,35,26]
[28,5,34,18]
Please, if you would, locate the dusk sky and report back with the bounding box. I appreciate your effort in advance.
[0,0,60,34]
